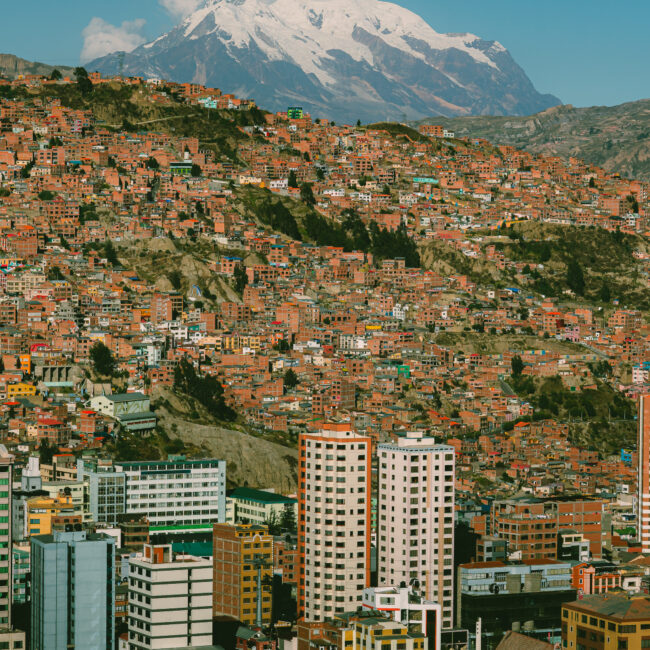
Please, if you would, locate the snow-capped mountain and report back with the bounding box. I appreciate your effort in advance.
[88,0,560,122]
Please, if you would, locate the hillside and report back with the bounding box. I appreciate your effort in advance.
[152,387,298,492]
[111,237,244,305]
[420,222,650,311]
[413,100,650,180]
[0,53,74,80]
[106,387,298,492]
[507,374,636,457]
[0,81,254,162]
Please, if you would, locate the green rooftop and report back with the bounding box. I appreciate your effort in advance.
[228,487,296,505]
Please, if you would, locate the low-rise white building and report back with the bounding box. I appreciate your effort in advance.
[363,585,441,648]
[88,393,156,431]
[226,487,296,526]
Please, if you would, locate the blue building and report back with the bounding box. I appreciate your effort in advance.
[30,529,115,650]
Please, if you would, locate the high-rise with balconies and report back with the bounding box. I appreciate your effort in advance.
[298,422,371,621]
[377,432,456,628]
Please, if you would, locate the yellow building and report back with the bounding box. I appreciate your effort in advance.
[25,495,78,536]
[7,382,36,398]
[297,614,428,650]
[213,523,273,626]
[562,592,650,649]
[240,335,262,351]
[350,618,427,650]
[18,355,31,375]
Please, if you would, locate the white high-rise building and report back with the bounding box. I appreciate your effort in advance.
[128,544,213,649]
[377,432,455,628]
[0,446,13,627]
[638,394,650,553]
[298,422,371,621]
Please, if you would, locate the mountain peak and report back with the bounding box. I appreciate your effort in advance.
[88,0,560,122]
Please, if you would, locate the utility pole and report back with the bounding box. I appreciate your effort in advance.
[251,553,271,630]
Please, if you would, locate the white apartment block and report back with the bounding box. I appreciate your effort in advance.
[0,447,13,627]
[128,544,213,649]
[115,459,227,534]
[298,423,371,621]
[638,395,650,553]
[377,432,455,628]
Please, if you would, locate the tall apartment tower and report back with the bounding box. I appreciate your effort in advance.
[298,422,371,621]
[377,432,456,628]
[30,529,116,650]
[0,446,13,627]
[128,544,213,649]
[638,394,650,553]
[213,523,273,627]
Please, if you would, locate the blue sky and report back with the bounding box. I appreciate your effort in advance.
[4,0,649,108]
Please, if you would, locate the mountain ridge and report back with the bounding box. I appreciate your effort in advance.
[87,0,560,123]
[0,53,74,80]
[412,98,650,180]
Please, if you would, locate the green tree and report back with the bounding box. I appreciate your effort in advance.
[264,510,281,535]
[38,190,55,201]
[103,240,119,266]
[20,161,34,178]
[255,197,301,240]
[190,163,202,177]
[74,66,93,94]
[287,170,298,188]
[49,69,62,81]
[173,358,235,421]
[283,368,298,389]
[90,341,116,376]
[599,281,611,303]
[168,270,182,291]
[590,361,612,378]
[279,502,297,533]
[233,264,248,294]
[47,265,64,281]
[538,242,551,262]
[511,354,524,377]
[145,156,160,170]
[39,439,56,465]
[566,259,585,295]
[299,182,315,205]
